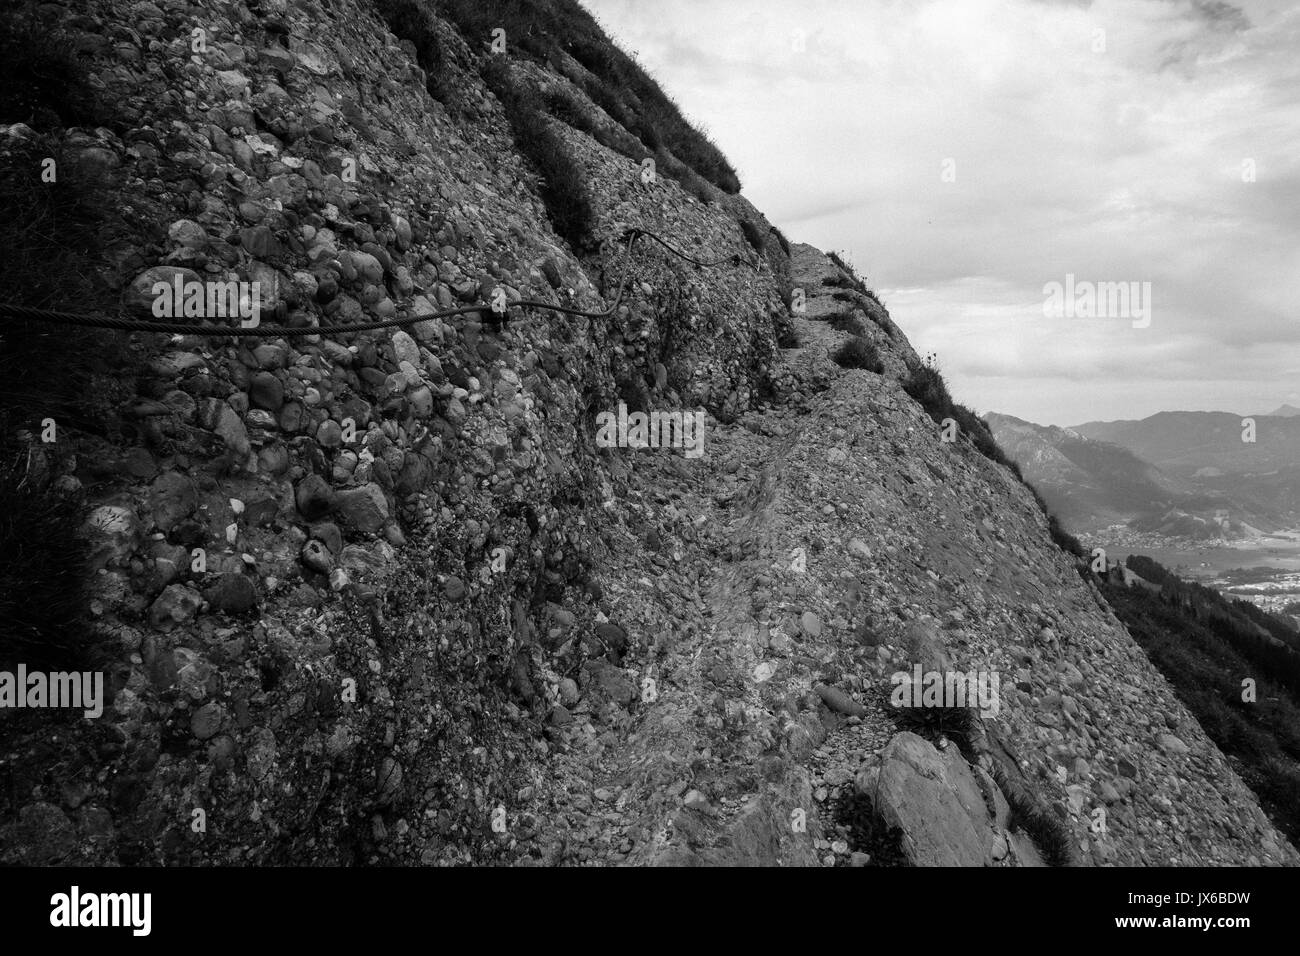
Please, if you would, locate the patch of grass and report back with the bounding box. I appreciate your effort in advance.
[535,80,719,205]
[682,170,714,204]
[740,219,766,254]
[480,57,594,251]
[903,362,1017,472]
[651,146,718,202]
[990,759,1077,866]
[770,226,791,257]
[826,309,868,337]
[833,337,884,373]
[825,253,888,311]
[1047,512,1086,558]
[892,701,976,746]
[434,0,742,192]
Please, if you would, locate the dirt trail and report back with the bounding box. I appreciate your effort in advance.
[525,251,906,866]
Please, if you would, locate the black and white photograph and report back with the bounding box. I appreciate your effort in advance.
[0,0,1296,935]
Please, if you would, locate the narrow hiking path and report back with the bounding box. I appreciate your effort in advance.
[521,247,927,866]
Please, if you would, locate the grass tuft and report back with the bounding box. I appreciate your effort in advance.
[833,336,884,372]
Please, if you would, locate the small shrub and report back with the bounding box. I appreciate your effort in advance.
[1048,514,1086,558]
[827,251,868,291]
[990,759,1077,866]
[682,170,714,204]
[892,700,976,746]
[648,148,716,203]
[629,112,662,151]
[740,219,766,254]
[824,252,889,311]
[770,226,791,257]
[903,363,952,417]
[826,309,868,337]
[833,337,884,372]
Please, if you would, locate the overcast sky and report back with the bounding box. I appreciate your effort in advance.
[584,0,1300,426]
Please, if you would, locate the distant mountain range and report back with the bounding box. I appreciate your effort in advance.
[1073,410,1300,476]
[987,408,1300,537]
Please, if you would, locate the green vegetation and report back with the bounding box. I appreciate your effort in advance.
[1100,555,1300,842]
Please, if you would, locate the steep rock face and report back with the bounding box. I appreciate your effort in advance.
[0,0,1295,868]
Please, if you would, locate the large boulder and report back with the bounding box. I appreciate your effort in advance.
[863,732,997,867]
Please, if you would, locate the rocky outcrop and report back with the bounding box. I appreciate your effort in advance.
[865,733,1003,867]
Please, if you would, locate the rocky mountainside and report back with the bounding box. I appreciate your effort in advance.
[1,0,1296,867]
